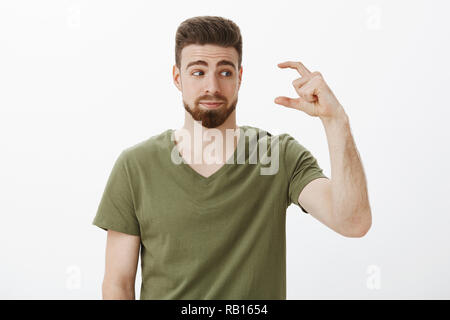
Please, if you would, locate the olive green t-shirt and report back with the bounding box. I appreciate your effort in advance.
[92,125,328,299]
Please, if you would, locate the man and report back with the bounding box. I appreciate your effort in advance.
[92,16,372,300]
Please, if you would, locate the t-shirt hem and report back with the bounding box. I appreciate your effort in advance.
[92,219,140,236]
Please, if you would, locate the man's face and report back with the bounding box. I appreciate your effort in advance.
[173,44,242,128]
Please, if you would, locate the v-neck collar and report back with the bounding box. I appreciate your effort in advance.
[166,126,247,186]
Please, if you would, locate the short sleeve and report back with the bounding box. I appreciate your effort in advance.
[283,134,329,213]
[92,150,141,236]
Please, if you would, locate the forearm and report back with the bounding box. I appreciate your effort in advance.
[102,281,135,300]
[321,106,372,235]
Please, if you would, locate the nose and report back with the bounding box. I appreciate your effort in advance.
[204,73,221,95]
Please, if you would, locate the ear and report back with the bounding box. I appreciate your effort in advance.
[173,65,182,91]
[238,65,243,90]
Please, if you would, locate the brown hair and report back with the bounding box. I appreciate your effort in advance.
[175,16,243,71]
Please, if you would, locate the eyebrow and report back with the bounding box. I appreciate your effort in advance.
[185,60,237,71]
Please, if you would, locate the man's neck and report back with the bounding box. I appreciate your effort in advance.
[175,113,240,165]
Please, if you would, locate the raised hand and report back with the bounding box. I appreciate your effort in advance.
[274,61,345,121]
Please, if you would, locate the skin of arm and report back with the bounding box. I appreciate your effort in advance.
[298,109,372,238]
[320,108,372,237]
[102,229,141,299]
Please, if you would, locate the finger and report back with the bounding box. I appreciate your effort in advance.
[298,78,321,103]
[278,61,311,75]
[274,96,309,112]
[274,96,299,109]
[292,76,309,90]
[277,61,312,78]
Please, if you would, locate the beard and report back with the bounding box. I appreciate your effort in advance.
[183,95,238,128]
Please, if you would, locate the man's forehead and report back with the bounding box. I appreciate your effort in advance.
[182,44,237,65]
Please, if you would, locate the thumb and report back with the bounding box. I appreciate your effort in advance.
[274,96,308,112]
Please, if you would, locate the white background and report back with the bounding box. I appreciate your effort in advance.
[1,0,449,299]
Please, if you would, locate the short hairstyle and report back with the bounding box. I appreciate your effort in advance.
[175,16,243,71]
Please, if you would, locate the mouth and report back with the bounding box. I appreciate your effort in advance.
[199,102,224,109]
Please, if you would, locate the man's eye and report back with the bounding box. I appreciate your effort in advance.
[191,71,232,76]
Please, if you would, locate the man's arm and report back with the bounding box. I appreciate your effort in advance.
[321,108,371,237]
[298,177,339,232]
[298,109,372,238]
[275,61,372,238]
[102,229,140,299]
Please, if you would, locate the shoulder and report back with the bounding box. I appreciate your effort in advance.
[118,129,172,166]
[241,125,277,143]
[242,125,300,150]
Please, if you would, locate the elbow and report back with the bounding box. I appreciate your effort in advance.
[102,279,136,300]
[354,221,371,237]
[339,209,372,238]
